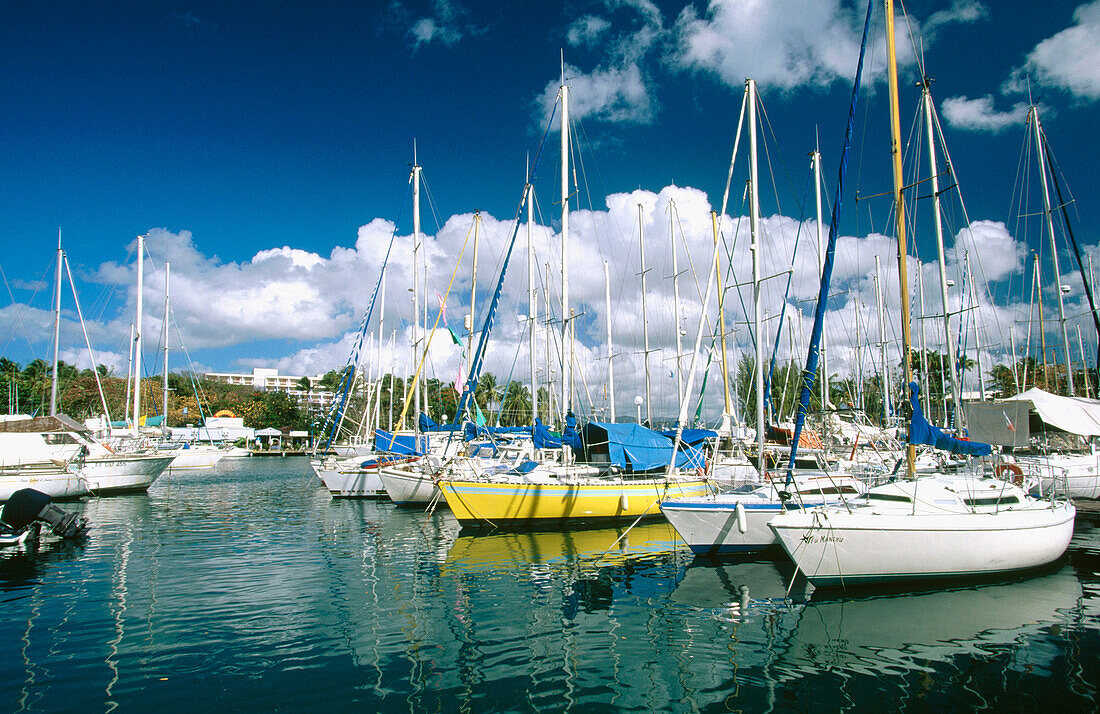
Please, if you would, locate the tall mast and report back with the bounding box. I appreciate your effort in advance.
[604,261,616,421]
[811,149,828,411]
[917,264,929,417]
[545,261,555,423]
[716,213,733,426]
[1078,324,1091,398]
[560,65,573,421]
[1031,106,1075,395]
[162,262,170,432]
[885,0,916,476]
[964,254,987,401]
[921,79,964,421]
[411,144,422,425]
[747,78,765,469]
[468,211,481,368]
[527,173,538,424]
[133,233,144,430]
[125,322,134,425]
[50,229,62,416]
[669,202,685,405]
[875,255,891,426]
[638,203,653,424]
[1036,253,1050,387]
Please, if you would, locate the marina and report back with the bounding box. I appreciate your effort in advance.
[2,457,1099,711]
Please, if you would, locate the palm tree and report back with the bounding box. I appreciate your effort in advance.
[474,373,502,420]
[499,381,532,426]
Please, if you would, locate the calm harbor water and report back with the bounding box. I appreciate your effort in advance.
[2,457,1099,712]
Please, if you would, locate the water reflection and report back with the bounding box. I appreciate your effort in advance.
[1,459,1097,712]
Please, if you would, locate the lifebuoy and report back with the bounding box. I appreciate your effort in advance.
[995,462,1024,486]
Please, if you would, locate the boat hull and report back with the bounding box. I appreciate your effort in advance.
[439,478,713,527]
[770,503,1077,587]
[1,464,88,501]
[379,468,441,505]
[80,455,174,494]
[314,460,387,498]
[663,495,808,555]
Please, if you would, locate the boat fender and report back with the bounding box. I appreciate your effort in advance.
[735,502,747,534]
[995,462,1024,486]
[620,492,629,511]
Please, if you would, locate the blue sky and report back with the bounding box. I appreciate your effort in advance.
[3,1,1100,419]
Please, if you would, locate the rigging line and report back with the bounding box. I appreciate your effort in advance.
[316,175,413,449]
[764,163,813,424]
[451,96,558,432]
[786,0,874,482]
[63,255,112,421]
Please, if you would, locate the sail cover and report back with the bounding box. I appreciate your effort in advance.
[581,422,705,471]
[908,383,992,457]
[993,387,1100,437]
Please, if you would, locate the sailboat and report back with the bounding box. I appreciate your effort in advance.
[31,234,174,493]
[434,68,712,528]
[768,0,1075,587]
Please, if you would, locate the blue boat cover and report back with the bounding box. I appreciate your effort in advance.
[581,422,706,472]
[532,419,562,449]
[659,428,718,446]
[419,413,460,432]
[907,382,992,457]
[562,411,583,451]
[373,429,428,455]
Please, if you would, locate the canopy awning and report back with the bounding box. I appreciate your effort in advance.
[994,387,1100,437]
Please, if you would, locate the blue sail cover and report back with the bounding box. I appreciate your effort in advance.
[581,422,705,472]
[907,382,992,457]
[562,411,583,451]
[419,413,461,432]
[373,429,428,456]
[532,418,562,449]
[660,428,718,447]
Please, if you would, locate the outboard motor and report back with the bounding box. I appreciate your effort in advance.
[1,488,89,540]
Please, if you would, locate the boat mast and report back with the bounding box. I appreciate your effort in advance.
[964,253,987,401]
[560,63,573,424]
[528,168,539,424]
[669,201,685,405]
[133,233,144,430]
[125,322,134,425]
[1036,253,1050,387]
[604,260,616,421]
[162,262,170,434]
[811,149,828,411]
[747,78,765,470]
[638,203,653,424]
[411,144,422,426]
[885,0,916,476]
[921,78,965,423]
[1031,106,1075,395]
[49,229,62,416]
[467,211,481,373]
[874,255,892,426]
[917,264,932,418]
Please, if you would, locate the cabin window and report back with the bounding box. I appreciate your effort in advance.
[867,492,912,503]
[962,496,1020,507]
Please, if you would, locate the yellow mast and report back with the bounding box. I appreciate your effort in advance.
[885,0,916,476]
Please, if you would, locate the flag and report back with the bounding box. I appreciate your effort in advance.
[1003,410,1016,432]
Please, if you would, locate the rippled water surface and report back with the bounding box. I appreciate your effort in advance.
[2,457,1099,712]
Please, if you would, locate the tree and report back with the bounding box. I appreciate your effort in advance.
[499,381,532,426]
[475,373,502,418]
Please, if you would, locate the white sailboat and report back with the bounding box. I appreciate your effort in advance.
[768,0,1075,587]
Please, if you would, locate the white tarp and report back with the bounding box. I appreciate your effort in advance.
[996,387,1100,437]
